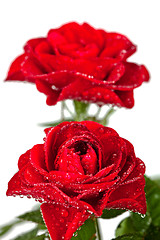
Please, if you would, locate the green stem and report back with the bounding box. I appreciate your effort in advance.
[95,218,102,240]
[61,101,65,121]
[101,107,116,126]
[64,102,75,118]
[95,106,102,118]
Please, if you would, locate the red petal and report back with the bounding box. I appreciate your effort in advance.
[33,71,75,89]
[52,22,82,43]
[35,41,53,55]
[106,178,146,213]
[84,164,115,184]
[100,32,136,60]
[82,121,118,138]
[41,203,90,240]
[54,147,85,175]
[122,158,145,185]
[115,90,134,108]
[5,54,26,81]
[81,144,98,175]
[36,79,61,105]
[49,171,89,186]
[6,172,23,196]
[24,38,46,54]
[47,31,67,52]
[21,57,45,79]
[57,79,124,107]
[44,122,89,171]
[30,144,48,173]
[36,53,118,80]
[19,163,46,185]
[18,149,31,170]
[59,43,100,58]
[110,63,149,90]
[81,23,105,49]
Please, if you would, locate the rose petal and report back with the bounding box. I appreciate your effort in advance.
[57,79,125,107]
[49,171,89,186]
[36,53,118,80]
[36,79,61,105]
[54,147,85,175]
[21,56,45,79]
[19,163,46,185]
[24,38,46,54]
[18,149,31,170]
[51,22,82,43]
[100,32,136,60]
[110,62,149,90]
[41,203,90,240]
[106,178,145,208]
[115,90,134,108]
[30,144,48,173]
[44,122,91,171]
[5,54,26,81]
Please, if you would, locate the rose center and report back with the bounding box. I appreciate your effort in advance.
[54,140,98,175]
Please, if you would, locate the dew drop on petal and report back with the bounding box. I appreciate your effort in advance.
[61,208,69,217]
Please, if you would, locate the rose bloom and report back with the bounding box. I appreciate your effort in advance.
[7,121,146,240]
[6,22,149,108]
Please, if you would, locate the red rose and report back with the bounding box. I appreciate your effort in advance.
[6,22,149,108]
[7,121,146,240]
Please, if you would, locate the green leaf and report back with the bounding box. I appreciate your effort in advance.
[12,228,38,240]
[145,224,160,240]
[152,176,160,187]
[73,100,89,121]
[114,176,160,240]
[71,217,96,240]
[32,233,48,240]
[112,234,143,240]
[115,217,136,237]
[101,209,125,219]
[145,176,160,226]
[130,212,151,234]
[17,209,45,226]
[0,220,21,237]
[38,118,74,127]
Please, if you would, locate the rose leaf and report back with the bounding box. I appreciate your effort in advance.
[71,217,96,240]
[11,227,38,240]
[101,209,125,219]
[17,209,45,227]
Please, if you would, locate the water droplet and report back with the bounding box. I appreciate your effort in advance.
[60,218,65,223]
[61,209,69,217]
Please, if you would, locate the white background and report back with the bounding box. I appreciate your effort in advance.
[0,0,160,239]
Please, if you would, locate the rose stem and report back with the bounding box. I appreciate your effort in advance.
[64,102,75,118]
[95,218,102,240]
[103,107,116,125]
[61,101,65,121]
[95,106,102,118]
